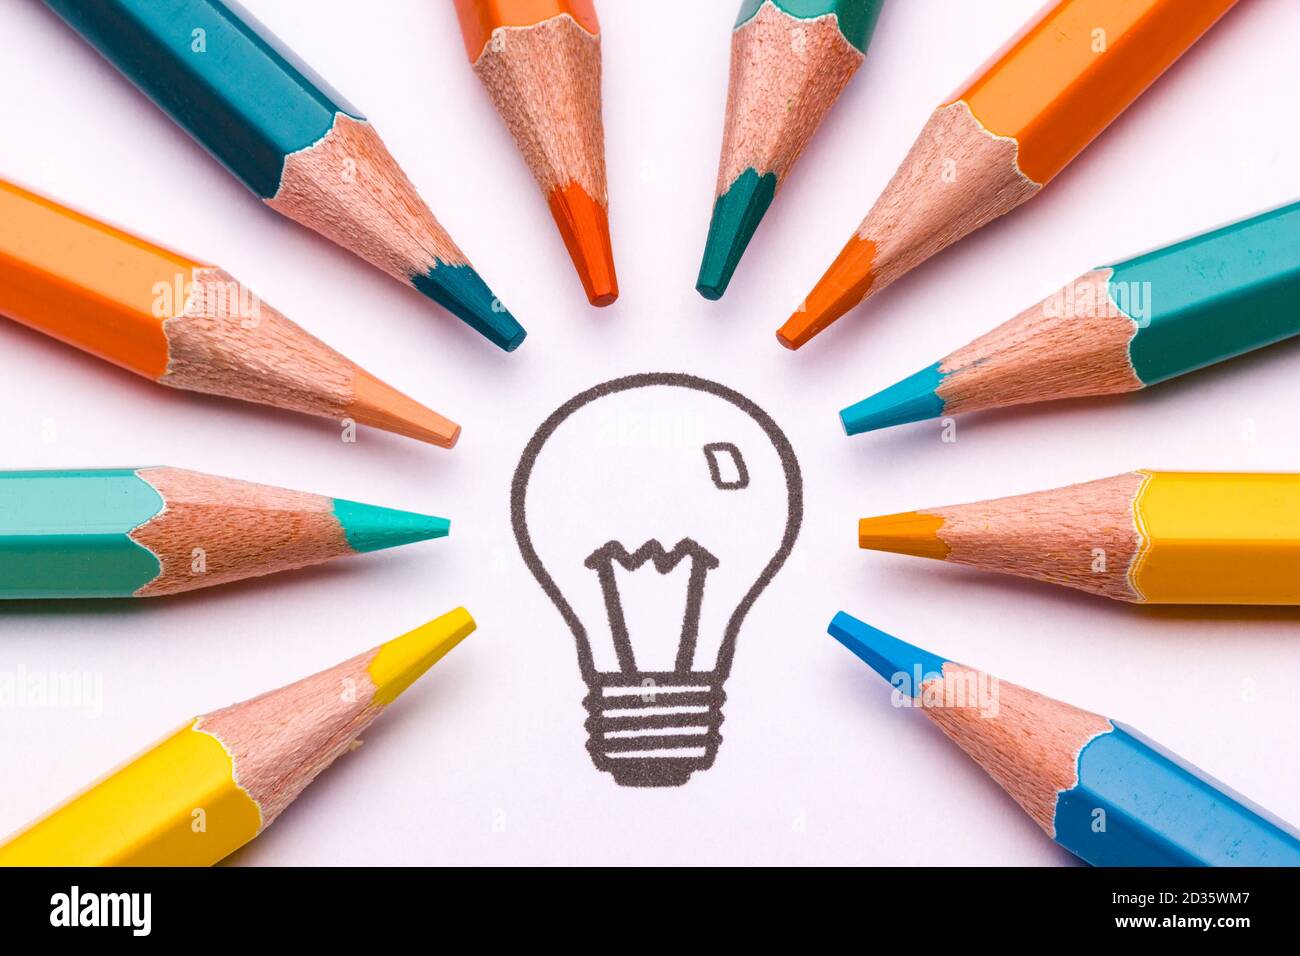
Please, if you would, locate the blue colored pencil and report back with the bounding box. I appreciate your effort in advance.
[829,611,1300,866]
[44,0,525,350]
[839,201,1300,434]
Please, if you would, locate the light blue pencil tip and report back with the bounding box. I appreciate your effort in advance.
[840,363,947,435]
[828,612,951,685]
[332,499,450,554]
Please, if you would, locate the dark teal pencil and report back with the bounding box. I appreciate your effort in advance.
[44,0,525,350]
[697,0,884,299]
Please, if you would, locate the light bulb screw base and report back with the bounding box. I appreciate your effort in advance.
[582,673,726,788]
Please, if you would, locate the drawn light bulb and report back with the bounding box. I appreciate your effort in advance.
[511,374,802,787]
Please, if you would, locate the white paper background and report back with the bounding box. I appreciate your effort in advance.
[1,0,1297,866]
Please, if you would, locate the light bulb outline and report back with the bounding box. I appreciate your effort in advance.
[510,373,803,787]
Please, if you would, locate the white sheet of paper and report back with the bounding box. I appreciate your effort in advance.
[1,0,1297,865]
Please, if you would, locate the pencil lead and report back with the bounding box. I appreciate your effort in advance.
[828,612,951,684]
[858,512,949,559]
[840,364,946,434]
[368,608,476,705]
[331,500,450,553]
[348,371,461,448]
[548,183,618,307]
[777,235,876,348]
[696,169,777,300]
[411,264,527,351]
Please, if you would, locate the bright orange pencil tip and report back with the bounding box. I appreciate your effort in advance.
[548,183,618,307]
[349,371,461,448]
[778,235,878,349]
[858,511,950,560]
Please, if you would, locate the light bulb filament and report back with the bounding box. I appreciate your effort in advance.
[584,538,719,673]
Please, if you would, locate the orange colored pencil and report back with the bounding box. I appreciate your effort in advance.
[0,179,459,447]
[778,0,1239,349]
[453,0,617,306]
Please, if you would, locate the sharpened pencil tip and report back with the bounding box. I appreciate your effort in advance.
[349,371,461,448]
[858,511,950,559]
[777,235,877,349]
[412,264,527,351]
[828,612,951,685]
[548,183,619,307]
[332,499,450,554]
[841,364,947,435]
[368,607,476,706]
[696,169,777,300]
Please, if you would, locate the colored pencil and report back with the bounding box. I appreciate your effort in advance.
[857,471,1300,605]
[0,608,475,866]
[43,0,526,351]
[453,0,617,307]
[0,179,459,447]
[842,201,1300,434]
[829,612,1300,866]
[777,0,1238,349]
[697,0,883,300]
[0,467,449,599]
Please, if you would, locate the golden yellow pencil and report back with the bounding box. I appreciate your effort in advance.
[0,608,475,866]
[858,471,1300,604]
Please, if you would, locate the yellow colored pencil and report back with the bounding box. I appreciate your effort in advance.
[858,471,1300,604]
[0,608,475,866]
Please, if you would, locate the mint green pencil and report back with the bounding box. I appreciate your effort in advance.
[0,468,448,598]
[841,201,1300,434]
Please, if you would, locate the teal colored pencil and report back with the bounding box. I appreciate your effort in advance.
[697,0,884,299]
[43,0,525,350]
[0,468,449,598]
[830,612,1300,866]
[841,201,1300,433]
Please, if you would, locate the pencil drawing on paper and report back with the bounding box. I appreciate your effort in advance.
[511,373,803,787]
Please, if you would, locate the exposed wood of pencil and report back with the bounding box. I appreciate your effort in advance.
[716,3,862,200]
[269,114,468,283]
[918,663,1112,835]
[779,101,1040,347]
[847,98,1041,295]
[698,2,863,298]
[162,268,460,446]
[860,472,1147,601]
[196,644,388,829]
[271,112,527,350]
[470,14,615,305]
[938,269,1143,415]
[129,467,354,596]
